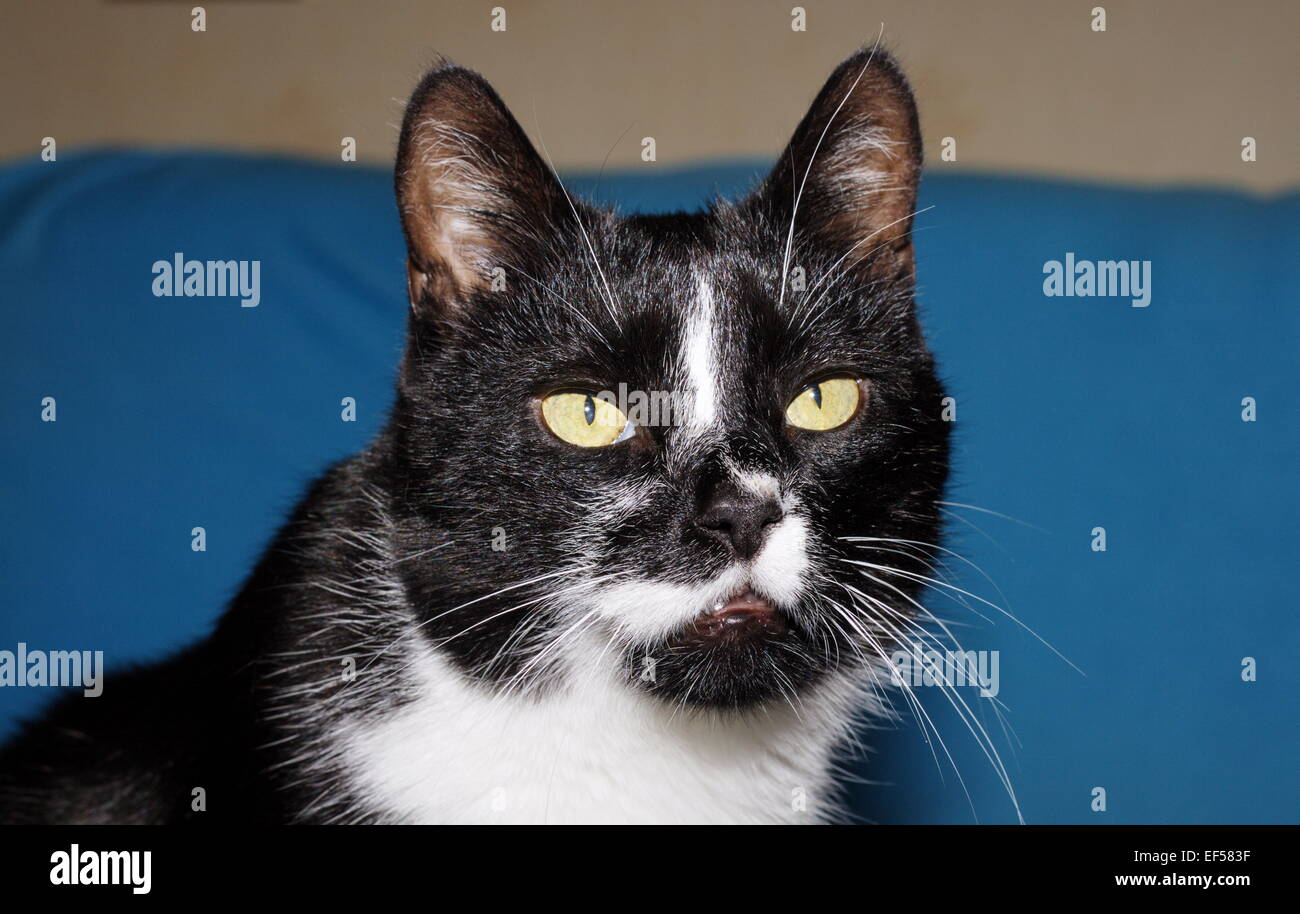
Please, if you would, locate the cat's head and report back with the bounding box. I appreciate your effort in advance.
[383,48,948,711]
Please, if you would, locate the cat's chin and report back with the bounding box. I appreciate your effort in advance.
[628,589,827,711]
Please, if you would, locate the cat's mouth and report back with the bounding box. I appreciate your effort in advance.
[637,586,823,709]
[673,588,788,646]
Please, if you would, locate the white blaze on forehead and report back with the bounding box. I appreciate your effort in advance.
[682,273,719,427]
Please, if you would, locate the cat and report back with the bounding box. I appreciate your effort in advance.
[0,45,948,824]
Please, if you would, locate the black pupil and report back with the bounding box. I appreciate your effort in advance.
[583,395,596,425]
[809,383,823,408]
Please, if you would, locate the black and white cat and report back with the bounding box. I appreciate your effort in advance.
[0,46,948,824]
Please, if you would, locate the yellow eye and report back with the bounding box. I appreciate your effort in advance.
[540,391,632,448]
[785,377,861,431]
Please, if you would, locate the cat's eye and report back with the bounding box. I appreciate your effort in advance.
[539,391,635,448]
[785,376,862,432]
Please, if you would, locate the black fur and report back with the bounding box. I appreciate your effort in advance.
[0,47,948,823]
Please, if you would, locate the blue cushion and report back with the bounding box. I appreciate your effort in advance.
[1,150,1295,823]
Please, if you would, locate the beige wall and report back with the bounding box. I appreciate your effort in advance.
[5,0,1296,190]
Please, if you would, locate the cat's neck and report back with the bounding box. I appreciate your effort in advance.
[336,628,858,824]
[250,466,861,824]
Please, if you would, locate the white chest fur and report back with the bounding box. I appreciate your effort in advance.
[341,641,850,824]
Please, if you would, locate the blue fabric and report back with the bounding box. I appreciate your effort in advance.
[0,150,1295,823]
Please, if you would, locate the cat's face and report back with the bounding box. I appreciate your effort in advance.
[384,48,948,710]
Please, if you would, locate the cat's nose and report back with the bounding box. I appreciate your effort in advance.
[694,482,784,561]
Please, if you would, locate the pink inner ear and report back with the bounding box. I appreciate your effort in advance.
[397,91,565,312]
[756,47,922,281]
[433,210,490,295]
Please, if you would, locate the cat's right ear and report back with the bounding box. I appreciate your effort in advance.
[750,46,923,284]
[395,62,565,315]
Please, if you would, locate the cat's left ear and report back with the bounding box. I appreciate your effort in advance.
[395,62,566,314]
[751,46,922,282]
